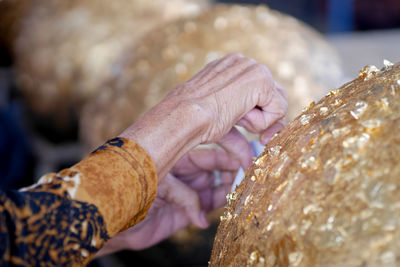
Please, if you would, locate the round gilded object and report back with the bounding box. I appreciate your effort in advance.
[13,0,210,131]
[81,4,343,151]
[210,62,400,266]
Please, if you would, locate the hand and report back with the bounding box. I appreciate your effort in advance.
[96,148,241,256]
[166,53,287,145]
[120,53,287,179]
[102,54,288,255]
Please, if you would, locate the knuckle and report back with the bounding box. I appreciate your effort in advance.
[246,56,257,64]
[226,52,243,59]
[250,63,269,75]
[237,56,256,66]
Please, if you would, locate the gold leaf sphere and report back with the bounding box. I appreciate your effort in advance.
[81,4,344,151]
[210,63,400,266]
[12,0,210,131]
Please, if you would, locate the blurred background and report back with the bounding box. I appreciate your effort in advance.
[0,0,399,266]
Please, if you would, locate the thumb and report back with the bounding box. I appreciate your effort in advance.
[260,117,286,145]
[163,174,209,229]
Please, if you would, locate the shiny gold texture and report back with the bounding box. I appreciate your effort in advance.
[81,4,343,151]
[210,63,400,266]
[12,0,210,130]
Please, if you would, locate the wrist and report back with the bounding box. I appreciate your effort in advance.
[119,98,208,180]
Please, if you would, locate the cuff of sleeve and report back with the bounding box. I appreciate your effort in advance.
[70,137,157,236]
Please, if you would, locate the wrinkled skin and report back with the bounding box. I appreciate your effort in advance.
[98,53,288,255]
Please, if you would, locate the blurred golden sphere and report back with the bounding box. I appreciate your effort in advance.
[13,0,210,131]
[81,4,344,152]
[210,62,400,266]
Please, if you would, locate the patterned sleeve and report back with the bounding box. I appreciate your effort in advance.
[0,137,158,266]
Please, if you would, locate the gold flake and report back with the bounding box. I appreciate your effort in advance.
[268,146,282,157]
[362,119,382,134]
[359,65,379,80]
[300,219,312,235]
[332,99,343,106]
[289,252,303,266]
[220,211,232,221]
[376,97,389,110]
[255,153,268,165]
[383,59,394,68]
[332,127,351,138]
[319,106,329,115]
[244,195,252,206]
[276,180,289,192]
[254,169,267,182]
[265,221,274,231]
[247,211,254,221]
[350,101,368,120]
[300,155,318,169]
[226,191,238,205]
[303,204,322,215]
[342,133,370,156]
[302,101,315,113]
[270,152,292,178]
[248,250,260,264]
[300,114,314,126]
[328,88,340,96]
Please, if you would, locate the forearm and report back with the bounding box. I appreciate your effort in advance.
[0,138,157,266]
[71,138,157,235]
[119,98,208,180]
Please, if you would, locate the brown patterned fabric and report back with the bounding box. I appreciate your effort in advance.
[0,137,157,266]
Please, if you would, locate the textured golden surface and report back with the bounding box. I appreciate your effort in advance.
[81,4,343,151]
[13,0,209,130]
[210,62,400,266]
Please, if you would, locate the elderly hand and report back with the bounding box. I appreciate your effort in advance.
[167,53,287,145]
[103,53,287,256]
[96,148,240,255]
[120,53,287,179]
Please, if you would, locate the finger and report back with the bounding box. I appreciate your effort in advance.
[259,82,288,119]
[172,148,242,176]
[217,127,253,169]
[185,59,219,84]
[260,117,286,145]
[196,56,259,93]
[221,171,236,185]
[185,172,213,191]
[236,118,253,130]
[241,83,287,134]
[210,170,244,210]
[237,108,268,133]
[201,55,258,87]
[188,53,246,86]
[192,170,234,190]
[163,174,209,228]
